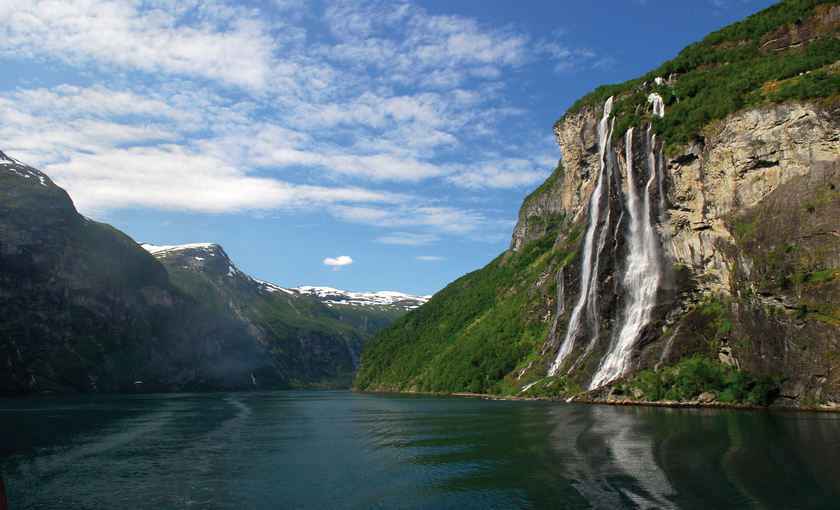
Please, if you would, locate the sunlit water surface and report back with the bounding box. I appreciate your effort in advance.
[2,391,839,509]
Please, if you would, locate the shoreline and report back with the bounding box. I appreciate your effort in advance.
[358,388,840,414]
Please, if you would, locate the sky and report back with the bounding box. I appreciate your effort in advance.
[0,0,776,295]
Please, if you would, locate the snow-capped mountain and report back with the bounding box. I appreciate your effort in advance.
[1,150,50,186]
[141,243,248,280]
[141,243,429,311]
[284,286,430,310]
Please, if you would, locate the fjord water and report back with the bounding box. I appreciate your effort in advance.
[2,392,839,509]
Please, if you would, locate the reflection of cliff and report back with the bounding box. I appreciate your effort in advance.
[546,406,840,508]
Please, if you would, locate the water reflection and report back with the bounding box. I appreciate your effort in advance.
[1,392,839,509]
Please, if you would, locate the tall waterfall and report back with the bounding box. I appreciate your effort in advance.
[548,97,614,376]
[590,93,665,389]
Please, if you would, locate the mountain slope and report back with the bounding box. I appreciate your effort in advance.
[0,151,273,394]
[355,0,840,408]
[141,243,402,387]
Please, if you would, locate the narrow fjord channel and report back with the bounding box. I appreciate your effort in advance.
[2,391,839,509]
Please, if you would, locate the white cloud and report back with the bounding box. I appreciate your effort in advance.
[45,145,399,214]
[323,255,354,268]
[0,1,281,90]
[416,255,444,261]
[332,205,485,235]
[376,232,439,246]
[535,32,600,73]
[321,0,528,87]
[447,158,553,189]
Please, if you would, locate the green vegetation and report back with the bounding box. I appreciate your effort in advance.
[698,296,734,340]
[521,160,563,209]
[519,376,583,399]
[621,355,780,406]
[355,226,574,395]
[559,0,840,150]
[802,268,838,285]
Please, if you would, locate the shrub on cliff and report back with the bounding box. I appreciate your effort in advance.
[626,355,780,405]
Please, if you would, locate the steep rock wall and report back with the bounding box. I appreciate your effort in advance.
[524,98,840,404]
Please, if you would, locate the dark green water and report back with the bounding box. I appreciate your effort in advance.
[1,391,839,509]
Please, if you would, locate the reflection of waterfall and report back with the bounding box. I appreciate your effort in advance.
[591,96,664,389]
[549,97,615,376]
[549,93,668,388]
[547,405,676,509]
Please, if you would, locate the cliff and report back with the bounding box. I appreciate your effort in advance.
[355,0,840,408]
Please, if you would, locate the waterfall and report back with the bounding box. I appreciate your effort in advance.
[589,95,665,389]
[548,97,614,376]
[648,92,665,117]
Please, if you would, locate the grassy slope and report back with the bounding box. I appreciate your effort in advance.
[355,227,580,394]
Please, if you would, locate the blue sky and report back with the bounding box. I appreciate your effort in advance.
[0,0,774,295]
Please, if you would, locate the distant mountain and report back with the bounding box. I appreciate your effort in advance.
[138,241,420,387]
[142,243,430,311]
[0,155,421,395]
[276,286,429,311]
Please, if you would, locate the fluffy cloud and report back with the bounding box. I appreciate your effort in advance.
[46,146,400,214]
[0,1,281,90]
[323,255,354,268]
[331,205,486,235]
[447,158,555,189]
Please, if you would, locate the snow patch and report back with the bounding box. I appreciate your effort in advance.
[141,243,218,255]
[294,286,429,309]
[1,154,49,187]
[256,280,295,295]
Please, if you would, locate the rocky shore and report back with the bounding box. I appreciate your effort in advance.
[360,389,840,413]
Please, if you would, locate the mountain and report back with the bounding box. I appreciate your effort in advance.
[286,286,429,311]
[140,242,422,387]
[0,151,274,394]
[0,156,415,394]
[355,0,840,408]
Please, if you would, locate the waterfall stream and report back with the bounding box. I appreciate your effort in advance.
[590,93,666,389]
[548,97,614,376]
[548,93,667,388]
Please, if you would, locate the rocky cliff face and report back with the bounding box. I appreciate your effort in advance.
[522,97,839,405]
